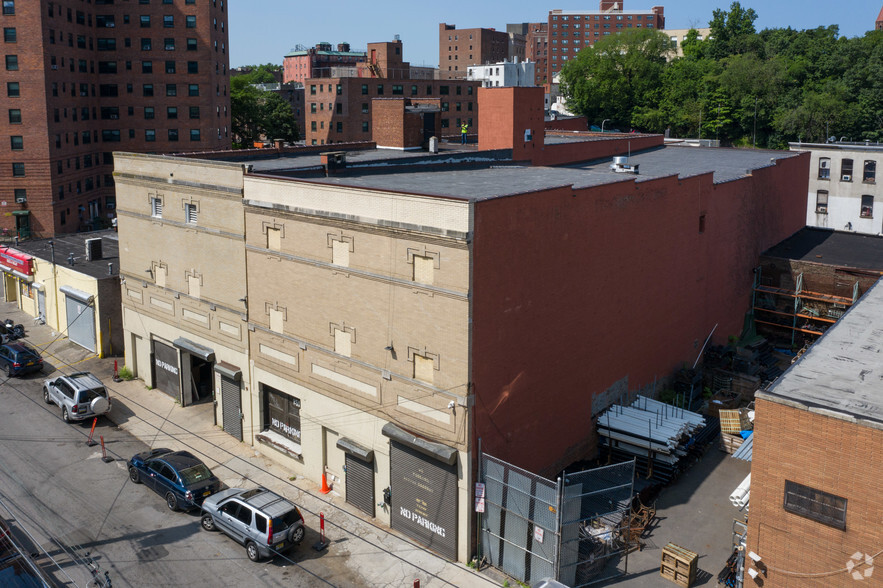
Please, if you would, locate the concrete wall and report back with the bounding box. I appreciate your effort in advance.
[747,397,883,587]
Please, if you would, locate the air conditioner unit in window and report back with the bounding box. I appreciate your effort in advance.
[842,175,851,182]
[51,65,58,70]
[15,196,26,203]
[817,206,827,213]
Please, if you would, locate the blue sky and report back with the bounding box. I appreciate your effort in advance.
[229,1,882,68]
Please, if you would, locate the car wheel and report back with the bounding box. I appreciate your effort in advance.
[43,388,52,404]
[200,514,216,531]
[289,525,305,544]
[128,467,141,484]
[246,541,261,562]
[165,492,179,512]
[4,364,12,378]
[61,407,70,423]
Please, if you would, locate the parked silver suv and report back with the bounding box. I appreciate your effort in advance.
[43,372,111,423]
[200,487,306,561]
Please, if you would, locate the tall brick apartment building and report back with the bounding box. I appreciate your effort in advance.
[305,40,479,146]
[0,0,230,239]
[748,278,883,587]
[282,42,365,85]
[439,23,509,80]
[507,22,548,86]
[547,1,664,81]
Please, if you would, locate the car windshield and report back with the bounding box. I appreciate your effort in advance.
[271,509,302,531]
[78,388,107,403]
[179,464,213,485]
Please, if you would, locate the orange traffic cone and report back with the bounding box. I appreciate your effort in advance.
[320,472,331,494]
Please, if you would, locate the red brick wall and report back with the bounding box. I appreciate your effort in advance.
[477,87,544,161]
[371,99,426,149]
[439,23,509,80]
[747,398,883,587]
[470,154,807,476]
[545,117,588,131]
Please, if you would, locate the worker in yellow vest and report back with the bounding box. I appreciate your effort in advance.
[460,122,469,144]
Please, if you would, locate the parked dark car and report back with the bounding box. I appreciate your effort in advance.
[127,448,221,511]
[0,342,43,377]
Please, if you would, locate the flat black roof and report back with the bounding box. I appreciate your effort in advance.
[12,230,119,280]
[763,227,883,271]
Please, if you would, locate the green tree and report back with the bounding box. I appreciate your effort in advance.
[263,92,300,143]
[707,2,759,58]
[230,66,300,147]
[559,29,673,129]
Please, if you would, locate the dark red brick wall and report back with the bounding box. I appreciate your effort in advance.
[747,398,883,587]
[371,98,425,149]
[439,23,509,80]
[470,153,808,476]
[545,117,588,131]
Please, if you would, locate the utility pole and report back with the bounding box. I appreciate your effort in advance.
[753,96,758,149]
[48,240,59,329]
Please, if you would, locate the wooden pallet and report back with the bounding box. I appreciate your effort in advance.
[660,543,697,587]
[720,432,744,454]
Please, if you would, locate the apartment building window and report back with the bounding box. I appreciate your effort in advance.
[3,28,15,42]
[140,15,151,27]
[10,136,22,150]
[187,61,198,74]
[143,84,154,96]
[411,85,418,95]
[188,84,199,96]
[816,190,828,213]
[2,1,14,16]
[164,60,175,74]
[150,196,163,218]
[14,189,25,203]
[861,195,874,218]
[361,121,369,132]
[377,84,383,95]
[98,38,117,51]
[7,82,19,96]
[335,103,342,114]
[164,38,175,50]
[336,84,342,95]
[142,38,152,50]
[144,106,155,119]
[783,480,846,530]
[190,129,200,141]
[5,55,18,70]
[311,121,317,131]
[142,60,153,73]
[168,129,178,141]
[145,129,156,142]
[841,159,853,182]
[818,157,830,179]
[186,15,196,28]
[8,108,20,123]
[864,160,876,183]
[102,130,121,142]
[392,84,403,95]
[167,106,178,119]
[186,38,197,50]
[166,84,176,96]
[12,162,24,176]
[189,106,199,119]
[184,202,197,224]
[163,15,174,27]
[441,102,449,112]
[336,122,342,133]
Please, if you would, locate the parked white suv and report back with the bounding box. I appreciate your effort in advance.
[43,372,111,423]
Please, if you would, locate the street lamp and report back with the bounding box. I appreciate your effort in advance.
[601,119,610,133]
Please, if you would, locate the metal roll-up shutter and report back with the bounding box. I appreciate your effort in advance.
[64,296,96,353]
[151,341,180,399]
[220,375,242,441]
[344,453,374,517]
[390,441,458,560]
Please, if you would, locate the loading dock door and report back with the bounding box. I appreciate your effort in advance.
[62,290,96,353]
[220,375,242,441]
[152,340,180,399]
[389,441,458,560]
[337,437,375,517]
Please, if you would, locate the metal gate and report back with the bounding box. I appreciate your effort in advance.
[481,454,560,585]
[220,375,242,441]
[37,289,46,323]
[481,453,635,587]
[390,441,458,560]
[64,296,96,353]
[344,453,374,516]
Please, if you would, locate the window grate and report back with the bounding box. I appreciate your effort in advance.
[185,203,197,224]
[783,480,846,530]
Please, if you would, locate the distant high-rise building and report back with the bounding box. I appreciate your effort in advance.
[0,0,231,238]
[439,23,509,80]
[548,2,665,81]
[282,42,366,85]
[510,22,549,86]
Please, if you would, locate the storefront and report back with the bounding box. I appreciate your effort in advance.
[0,247,33,303]
[383,423,459,560]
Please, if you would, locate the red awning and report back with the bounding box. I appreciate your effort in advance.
[0,247,33,276]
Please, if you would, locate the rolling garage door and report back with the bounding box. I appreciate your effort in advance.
[385,423,458,560]
[215,363,243,441]
[337,438,374,517]
[152,340,180,400]
[60,287,96,353]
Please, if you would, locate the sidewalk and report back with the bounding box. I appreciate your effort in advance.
[3,301,501,588]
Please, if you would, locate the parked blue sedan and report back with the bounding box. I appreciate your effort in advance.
[127,448,221,511]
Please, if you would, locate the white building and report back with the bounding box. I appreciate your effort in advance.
[466,58,535,87]
[790,142,882,234]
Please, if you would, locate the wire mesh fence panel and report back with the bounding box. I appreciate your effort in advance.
[480,453,559,586]
[557,460,635,587]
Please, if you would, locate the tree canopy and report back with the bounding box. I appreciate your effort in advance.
[230,64,300,147]
[559,2,883,147]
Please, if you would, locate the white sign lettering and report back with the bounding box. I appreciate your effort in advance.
[534,526,544,544]
[399,506,446,538]
[475,482,486,513]
[271,417,301,441]
[155,358,178,375]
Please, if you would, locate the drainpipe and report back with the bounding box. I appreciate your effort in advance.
[48,240,60,331]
